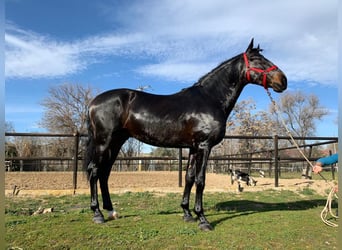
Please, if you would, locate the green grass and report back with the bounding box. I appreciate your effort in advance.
[5,190,338,249]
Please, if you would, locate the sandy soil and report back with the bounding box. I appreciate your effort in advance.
[5,171,336,197]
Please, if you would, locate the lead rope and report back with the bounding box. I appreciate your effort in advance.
[266,89,338,227]
[320,187,338,227]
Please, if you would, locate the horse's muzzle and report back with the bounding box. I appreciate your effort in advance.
[272,73,287,93]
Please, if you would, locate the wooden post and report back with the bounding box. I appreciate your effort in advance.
[178,148,182,187]
[138,160,142,171]
[274,135,279,187]
[268,150,272,178]
[329,150,335,180]
[73,131,79,194]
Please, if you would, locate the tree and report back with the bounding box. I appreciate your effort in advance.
[120,138,143,158]
[12,136,45,171]
[270,91,329,141]
[40,83,96,134]
[5,121,15,132]
[150,147,178,157]
[228,99,277,137]
[214,98,277,157]
[38,83,97,170]
[270,91,329,179]
[210,98,278,173]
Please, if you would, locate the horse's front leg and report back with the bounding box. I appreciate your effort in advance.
[194,146,213,231]
[181,153,196,222]
[88,163,105,223]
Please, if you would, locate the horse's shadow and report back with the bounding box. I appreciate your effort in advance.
[209,199,331,228]
[109,198,335,230]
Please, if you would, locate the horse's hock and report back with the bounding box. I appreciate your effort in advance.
[5,171,332,196]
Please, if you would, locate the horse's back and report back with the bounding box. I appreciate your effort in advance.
[88,87,226,148]
[88,88,172,135]
[90,88,133,106]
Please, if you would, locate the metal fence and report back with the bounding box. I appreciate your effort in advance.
[5,132,338,191]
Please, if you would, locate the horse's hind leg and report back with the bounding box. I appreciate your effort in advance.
[87,131,118,223]
[88,143,110,223]
[98,161,118,220]
[84,128,102,222]
[99,133,128,221]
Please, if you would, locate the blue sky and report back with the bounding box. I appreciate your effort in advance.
[5,0,338,137]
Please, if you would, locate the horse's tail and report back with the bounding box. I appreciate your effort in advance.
[83,109,95,179]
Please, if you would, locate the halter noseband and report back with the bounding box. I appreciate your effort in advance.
[243,53,278,90]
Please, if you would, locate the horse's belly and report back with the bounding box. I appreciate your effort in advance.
[131,122,192,147]
[128,116,224,148]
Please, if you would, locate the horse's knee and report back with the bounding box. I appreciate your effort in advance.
[195,175,205,189]
[87,161,95,175]
[185,174,195,183]
[96,143,110,162]
[185,168,195,183]
[87,162,100,179]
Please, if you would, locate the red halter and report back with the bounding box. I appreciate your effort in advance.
[243,53,278,90]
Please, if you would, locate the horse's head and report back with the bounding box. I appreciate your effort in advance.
[243,39,287,93]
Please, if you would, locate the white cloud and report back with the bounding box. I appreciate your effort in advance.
[137,61,215,83]
[5,0,338,86]
[96,0,338,85]
[5,26,86,78]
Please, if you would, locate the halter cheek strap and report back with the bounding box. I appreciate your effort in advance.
[243,53,278,90]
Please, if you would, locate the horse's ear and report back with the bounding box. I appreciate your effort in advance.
[246,38,254,52]
[257,44,263,52]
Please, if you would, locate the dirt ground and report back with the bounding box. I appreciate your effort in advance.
[5,171,337,197]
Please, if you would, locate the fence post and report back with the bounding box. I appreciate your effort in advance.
[305,146,313,179]
[178,148,182,187]
[274,135,279,187]
[329,150,335,180]
[73,131,79,194]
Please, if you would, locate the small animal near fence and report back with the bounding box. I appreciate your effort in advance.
[5,132,338,192]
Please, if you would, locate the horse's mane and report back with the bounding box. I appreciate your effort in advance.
[193,53,242,87]
[183,47,263,91]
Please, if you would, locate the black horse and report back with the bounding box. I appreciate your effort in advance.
[84,39,287,231]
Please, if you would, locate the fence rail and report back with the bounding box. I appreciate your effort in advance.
[5,132,338,191]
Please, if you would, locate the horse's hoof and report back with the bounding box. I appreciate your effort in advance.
[108,211,119,220]
[183,215,196,223]
[93,216,105,224]
[198,222,213,231]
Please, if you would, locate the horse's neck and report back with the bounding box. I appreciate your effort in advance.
[197,58,246,117]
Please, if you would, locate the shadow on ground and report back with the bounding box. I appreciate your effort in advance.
[209,198,335,228]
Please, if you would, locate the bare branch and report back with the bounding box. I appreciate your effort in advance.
[40,83,96,134]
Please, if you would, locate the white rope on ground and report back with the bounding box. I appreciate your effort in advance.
[266,89,338,227]
[320,187,338,227]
